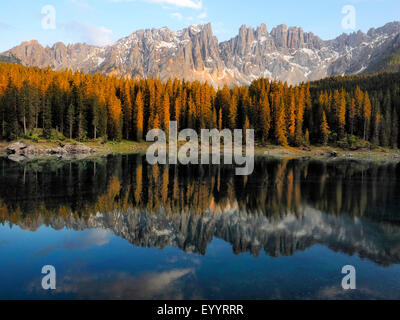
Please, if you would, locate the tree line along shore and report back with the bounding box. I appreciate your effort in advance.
[0,62,399,155]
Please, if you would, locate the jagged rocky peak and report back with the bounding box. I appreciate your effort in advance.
[257,23,268,36]
[189,23,212,35]
[269,24,322,49]
[237,23,270,43]
[373,21,400,36]
[2,21,400,86]
[270,24,289,47]
[51,42,68,63]
[19,39,41,47]
[287,26,304,48]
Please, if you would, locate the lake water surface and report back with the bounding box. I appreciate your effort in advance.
[1,155,400,300]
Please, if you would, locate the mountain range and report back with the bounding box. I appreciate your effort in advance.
[15,206,400,266]
[1,21,400,86]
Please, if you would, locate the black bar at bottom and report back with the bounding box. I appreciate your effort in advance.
[0,300,395,318]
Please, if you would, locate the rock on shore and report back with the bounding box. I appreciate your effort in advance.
[6,141,97,161]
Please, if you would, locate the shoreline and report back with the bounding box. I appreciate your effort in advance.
[257,145,400,162]
[1,140,400,163]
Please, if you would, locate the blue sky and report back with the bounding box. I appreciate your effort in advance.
[0,0,399,52]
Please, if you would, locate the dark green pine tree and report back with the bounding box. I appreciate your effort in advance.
[51,85,65,136]
[391,107,399,149]
[67,103,75,139]
[18,81,34,136]
[43,90,52,139]
[72,85,86,141]
[5,80,20,139]
[381,90,392,147]
[91,97,100,140]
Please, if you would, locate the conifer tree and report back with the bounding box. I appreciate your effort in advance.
[320,111,330,146]
[373,111,381,146]
[174,96,181,130]
[349,98,356,136]
[134,90,144,141]
[0,62,399,149]
[337,90,347,139]
[161,92,170,135]
[391,107,398,149]
[43,91,52,139]
[294,88,305,146]
[121,81,133,140]
[287,93,296,143]
[274,96,288,146]
[259,92,271,143]
[228,94,237,130]
[91,98,100,140]
[67,103,75,139]
[362,92,372,141]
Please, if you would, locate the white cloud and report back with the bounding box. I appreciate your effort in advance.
[197,12,207,19]
[66,22,114,46]
[69,0,92,9]
[35,229,111,257]
[109,0,203,10]
[171,12,183,20]
[28,268,196,299]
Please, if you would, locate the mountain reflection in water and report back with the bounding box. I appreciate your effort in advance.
[1,155,400,267]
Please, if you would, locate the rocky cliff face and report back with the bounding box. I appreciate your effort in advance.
[2,21,400,85]
[219,23,329,84]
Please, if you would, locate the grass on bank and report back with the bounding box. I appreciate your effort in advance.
[1,129,399,161]
[0,128,151,155]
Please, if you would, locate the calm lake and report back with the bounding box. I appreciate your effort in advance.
[0,155,400,300]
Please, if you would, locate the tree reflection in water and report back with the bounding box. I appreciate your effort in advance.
[0,155,400,265]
